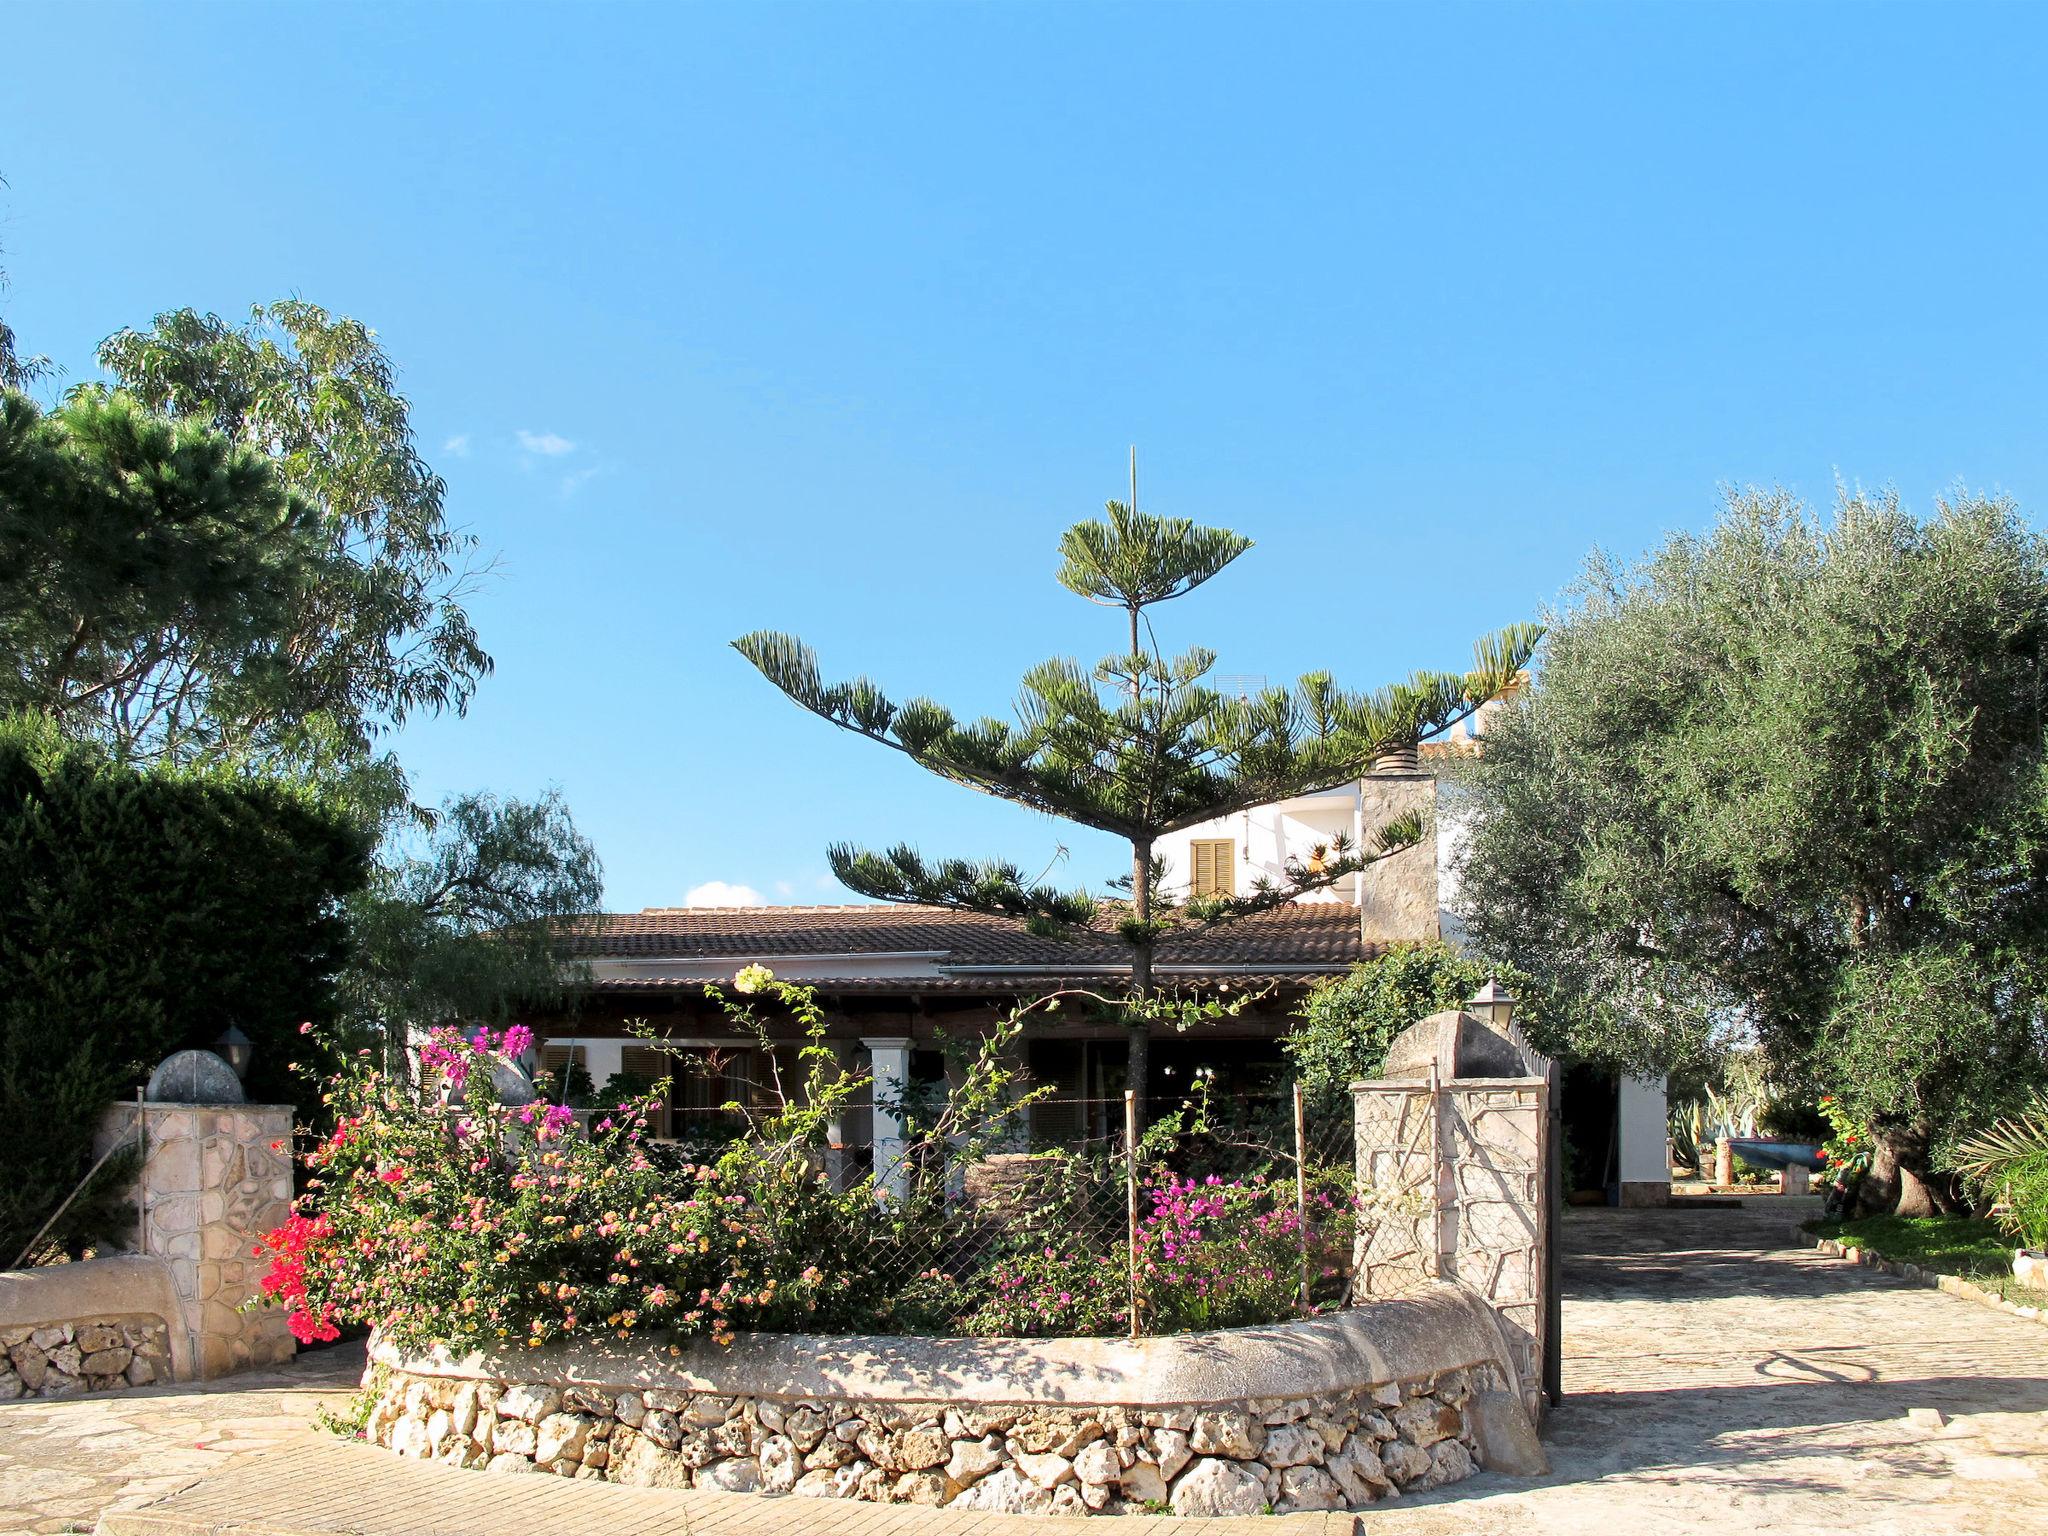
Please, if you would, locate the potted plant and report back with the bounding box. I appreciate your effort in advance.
[1953,1092,2048,1288]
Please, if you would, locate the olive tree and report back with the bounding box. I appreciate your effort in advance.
[1457,487,2048,1215]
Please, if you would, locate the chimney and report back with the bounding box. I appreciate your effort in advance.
[1371,743,1421,773]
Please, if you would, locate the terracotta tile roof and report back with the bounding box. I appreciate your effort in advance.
[560,903,1380,974]
[591,970,1330,996]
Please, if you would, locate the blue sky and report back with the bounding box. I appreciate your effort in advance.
[9,2,2048,912]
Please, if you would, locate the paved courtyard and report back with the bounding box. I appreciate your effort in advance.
[0,1204,2042,1535]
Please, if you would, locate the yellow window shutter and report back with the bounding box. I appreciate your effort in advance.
[1191,839,1235,897]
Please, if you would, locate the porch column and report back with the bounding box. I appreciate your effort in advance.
[863,1035,912,1205]
[1616,1074,1670,1207]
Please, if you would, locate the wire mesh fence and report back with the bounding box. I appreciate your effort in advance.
[864,1087,1363,1338]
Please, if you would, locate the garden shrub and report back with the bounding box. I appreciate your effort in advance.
[0,715,367,1262]
[1954,1091,2048,1253]
[1286,942,1526,1115]
[262,972,1364,1346]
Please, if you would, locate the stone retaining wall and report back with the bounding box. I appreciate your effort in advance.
[365,1283,1530,1517]
[0,1316,170,1399]
[366,1361,1490,1515]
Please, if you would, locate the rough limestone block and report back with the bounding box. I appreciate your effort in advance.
[1466,1389,1548,1475]
[1170,1457,1266,1517]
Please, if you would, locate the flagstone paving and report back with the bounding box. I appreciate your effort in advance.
[0,1203,2042,1535]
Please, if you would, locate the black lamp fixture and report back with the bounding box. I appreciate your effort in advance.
[214,1025,253,1080]
[1466,980,1517,1032]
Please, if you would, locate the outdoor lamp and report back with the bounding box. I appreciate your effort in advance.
[214,1025,253,1080]
[1466,980,1517,1032]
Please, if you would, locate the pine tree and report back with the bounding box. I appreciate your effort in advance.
[737,481,1537,1113]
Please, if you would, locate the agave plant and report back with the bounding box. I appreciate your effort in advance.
[1952,1093,2048,1253]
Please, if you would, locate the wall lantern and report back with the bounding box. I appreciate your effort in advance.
[214,1025,254,1080]
[1466,980,1517,1032]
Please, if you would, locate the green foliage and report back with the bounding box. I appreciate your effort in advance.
[1456,489,2048,1180]
[1284,943,1521,1114]
[597,1068,661,1108]
[1805,1215,2045,1300]
[1954,1091,2048,1251]
[0,389,325,744]
[95,301,490,766]
[1813,1093,1874,1208]
[1818,946,2041,1170]
[339,787,602,1063]
[0,714,369,1261]
[1056,497,1253,616]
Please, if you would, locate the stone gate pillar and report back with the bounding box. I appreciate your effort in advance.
[1352,1009,1553,1422]
[94,1101,297,1378]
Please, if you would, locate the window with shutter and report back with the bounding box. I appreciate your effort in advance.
[1190,838,1236,897]
[540,1043,586,1075]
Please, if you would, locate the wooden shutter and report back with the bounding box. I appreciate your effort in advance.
[1191,839,1235,897]
[619,1046,667,1079]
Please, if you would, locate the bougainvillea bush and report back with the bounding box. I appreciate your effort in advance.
[256,974,1364,1347]
[256,984,895,1353]
[1137,1167,1355,1333]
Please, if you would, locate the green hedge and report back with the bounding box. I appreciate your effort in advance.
[0,716,369,1261]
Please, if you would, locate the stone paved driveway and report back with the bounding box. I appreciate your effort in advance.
[0,1203,2041,1535]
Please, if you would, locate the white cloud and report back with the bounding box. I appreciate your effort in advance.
[773,880,796,898]
[684,880,763,908]
[442,433,470,457]
[517,429,576,457]
[560,465,601,498]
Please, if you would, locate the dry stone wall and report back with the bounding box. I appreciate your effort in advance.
[365,1362,1492,1515]
[0,1317,170,1399]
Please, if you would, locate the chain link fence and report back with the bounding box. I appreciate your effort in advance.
[865,1086,1363,1338]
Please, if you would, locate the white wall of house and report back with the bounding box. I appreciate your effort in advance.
[1154,794,1360,904]
[1616,1073,1672,1203]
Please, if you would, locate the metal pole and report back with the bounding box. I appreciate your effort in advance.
[135,1088,147,1254]
[1124,1089,1140,1339]
[1293,1082,1311,1315]
[1424,1062,1443,1280]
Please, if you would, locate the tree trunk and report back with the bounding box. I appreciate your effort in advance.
[1127,836,1153,1132]
[1854,1120,1960,1218]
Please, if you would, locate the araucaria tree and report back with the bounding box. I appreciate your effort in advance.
[738,492,1537,1113]
[1456,488,2048,1216]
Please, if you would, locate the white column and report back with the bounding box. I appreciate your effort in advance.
[1616,1074,1670,1207]
[863,1036,913,1205]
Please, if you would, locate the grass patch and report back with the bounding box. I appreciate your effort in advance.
[1806,1214,2048,1308]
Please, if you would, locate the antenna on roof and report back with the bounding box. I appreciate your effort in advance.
[1215,674,1267,700]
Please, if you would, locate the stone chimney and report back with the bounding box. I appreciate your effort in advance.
[1358,767,1438,945]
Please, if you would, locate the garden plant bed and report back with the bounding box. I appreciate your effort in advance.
[361,1282,1535,1517]
[1800,1217,2048,1326]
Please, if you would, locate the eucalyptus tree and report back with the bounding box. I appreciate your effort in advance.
[738,491,1538,1111]
[93,300,491,767]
